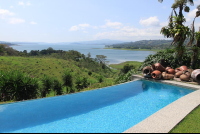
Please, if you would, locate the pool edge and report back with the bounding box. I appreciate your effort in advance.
[123,75,200,133]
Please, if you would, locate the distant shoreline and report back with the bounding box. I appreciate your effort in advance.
[104,48,161,52]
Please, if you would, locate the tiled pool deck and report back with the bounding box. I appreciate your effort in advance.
[123,75,200,133]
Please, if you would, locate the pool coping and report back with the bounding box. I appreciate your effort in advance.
[123,75,200,133]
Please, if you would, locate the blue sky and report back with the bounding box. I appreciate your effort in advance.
[0,0,200,43]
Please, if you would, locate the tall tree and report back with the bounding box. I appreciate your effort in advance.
[158,0,194,65]
[186,5,200,68]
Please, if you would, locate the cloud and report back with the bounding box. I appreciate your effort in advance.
[30,21,37,24]
[93,26,98,29]
[101,20,123,29]
[0,8,15,18]
[9,18,25,24]
[18,1,31,6]
[10,6,14,8]
[83,31,88,33]
[69,26,79,31]
[94,25,164,41]
[78,23,90,27]
[186,8,197,22]
[139,16,160,27]
[18,1,24,5]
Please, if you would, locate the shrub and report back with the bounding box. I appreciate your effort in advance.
[88,71,92,76]
[121,64,135,74]
[62,71,73,93]
[52,78,63,95]
[41,75,53,97]
[0,70,39,101]
[115,70,134,84]
[98,75,103,83]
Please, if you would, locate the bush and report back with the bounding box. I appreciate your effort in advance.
[41,75,53,97]
[98,75,103,83]
[115,70,134,84]
[62,71,73,93]
[121,64,135,74]
[88,71,92,76]
[0,70,39,101]
[52,78,63,95]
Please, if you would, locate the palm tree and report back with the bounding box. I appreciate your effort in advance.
[186,5,200,68]
[159,0,194,65]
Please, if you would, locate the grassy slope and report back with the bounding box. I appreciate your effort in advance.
[109,61,143,70]
[0,56,113,85]
[169,105,200,133]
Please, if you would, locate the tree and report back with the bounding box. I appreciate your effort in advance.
[159,0,194,65]
[186,5,200,68]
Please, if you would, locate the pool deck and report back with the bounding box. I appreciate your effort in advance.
[123,75,200,133]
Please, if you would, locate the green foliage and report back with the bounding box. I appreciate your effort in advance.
[88,71,92,76]
[41,75,53,97]
[97,75,103,83]
[115,70,134,84]
[121,64,135,74]
[75,76,82,91]
[62,71,73,93]
[52,78,63,95]
[0,70,39,101]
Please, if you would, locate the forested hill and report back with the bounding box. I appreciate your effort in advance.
[105,40,174,50]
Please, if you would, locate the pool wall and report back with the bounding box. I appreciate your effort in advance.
[124,75,200,133]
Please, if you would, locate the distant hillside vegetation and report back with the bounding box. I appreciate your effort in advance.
[0,41,16,46]
[105,40,174,50]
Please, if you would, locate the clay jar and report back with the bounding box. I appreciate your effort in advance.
[174,71,183,78]
[182,70,191,77]
[175,68,181,73]
[187,69,194,74]
[191,69,200,83]
[153,63,165,72]
[151,70,162,80]
[180,74,190,81]
[165,66,172,71]
[166,69,175,75]
[142,66,152,78]
[179,65,188,71]
[162,72,174,80]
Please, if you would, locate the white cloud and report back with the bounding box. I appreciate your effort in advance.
[139,16,160,27]
[69,26,79,31]
[101,20,123,29]
[10,6,14,8]
[78,23,90,27]
[30,21,37,24]
[94,25,163,41]
[0,9,15,18]
[27,2,31,6]
[186,9,198,22]
[18,1,31,6]
[83,31,88,33]
[18,1,24,6]
[9,18,25,24]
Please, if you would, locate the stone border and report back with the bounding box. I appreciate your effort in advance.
[123,75,200,133]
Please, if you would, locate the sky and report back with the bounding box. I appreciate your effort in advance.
[1,0,200,43]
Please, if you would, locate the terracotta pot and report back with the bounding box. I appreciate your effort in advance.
[174,71,183,78]
[153,63,165,72]
[180,74,190,81]
[175,68,181,73]
[182,70,191,78]
[166,69,175,75]
[165,66,172,71]
[179,65,188,71]
[191,69,200,83]
[187,69,194,74]
[162,72,174,80]
[151,70,162,80]
[142,66,153,78]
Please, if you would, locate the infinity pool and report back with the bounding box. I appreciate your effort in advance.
[0,80,194,133]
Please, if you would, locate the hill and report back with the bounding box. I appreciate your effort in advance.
[105,40,173,50]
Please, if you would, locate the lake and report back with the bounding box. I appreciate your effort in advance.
[11,43,156,64]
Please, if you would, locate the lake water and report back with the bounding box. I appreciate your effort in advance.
[11,43,156,64]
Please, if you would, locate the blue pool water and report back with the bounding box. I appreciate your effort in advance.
[0,80,194,133]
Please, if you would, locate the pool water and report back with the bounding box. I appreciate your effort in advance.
[0,80,194,133]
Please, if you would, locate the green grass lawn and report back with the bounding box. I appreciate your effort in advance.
[169,105,200,133]
[109,61,142,70]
